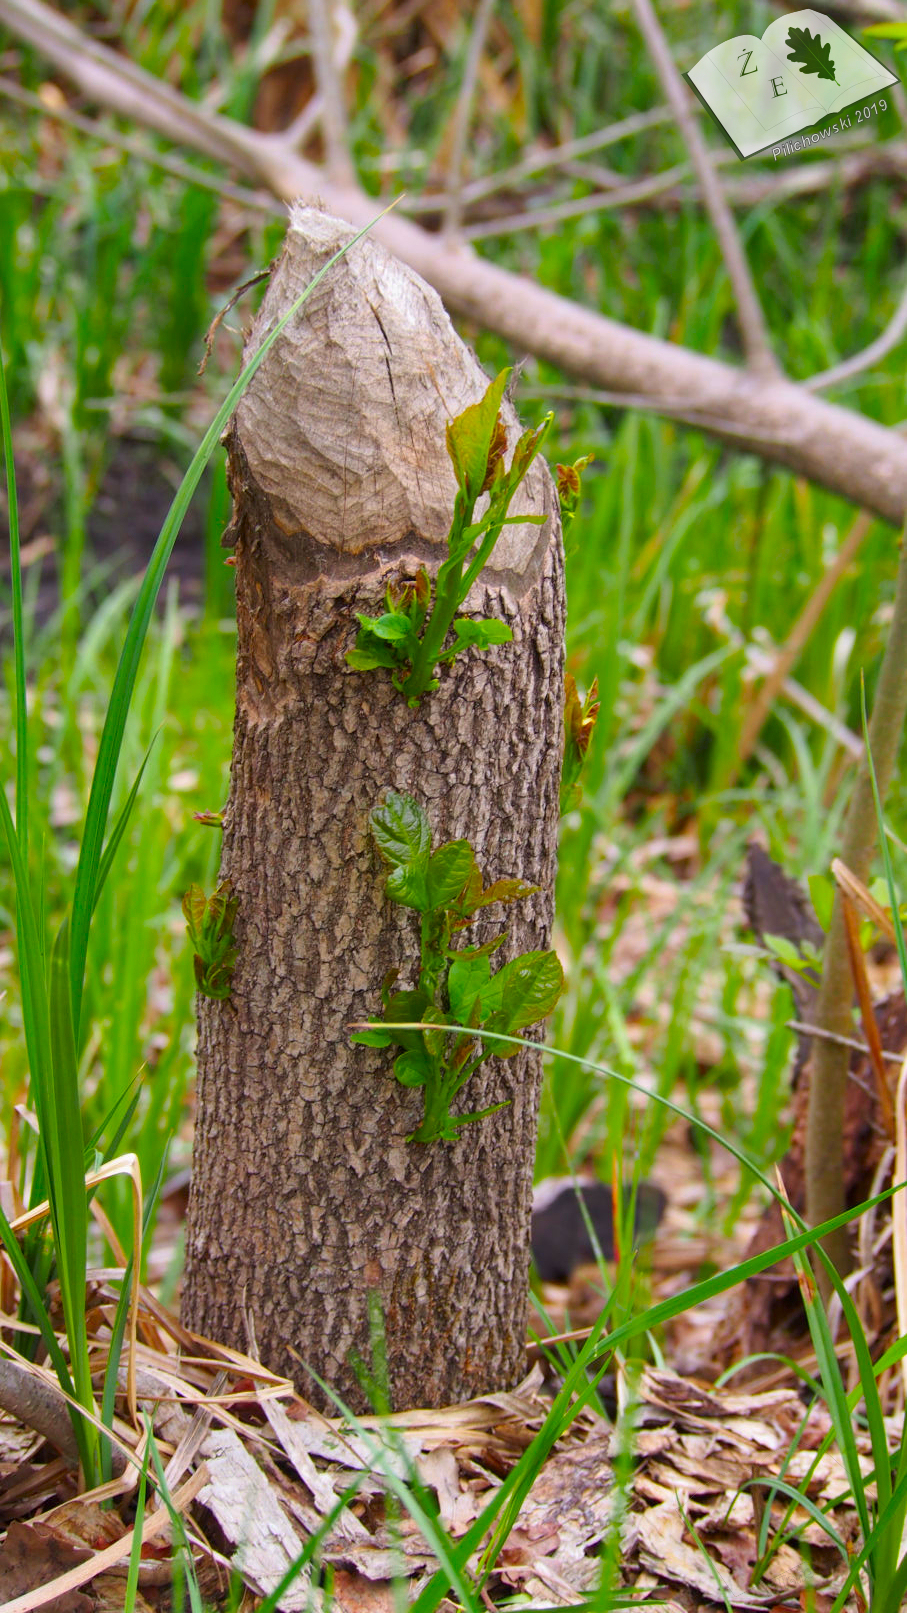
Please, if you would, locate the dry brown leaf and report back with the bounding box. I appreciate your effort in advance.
[636,1498,766,1607]
[0,1521,92,1612]
[331,1568,398,1613]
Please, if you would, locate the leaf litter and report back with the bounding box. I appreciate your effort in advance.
[0,1271,883,1611]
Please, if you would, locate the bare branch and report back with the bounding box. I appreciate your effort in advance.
[463,162,692,239]
[806,274,907,391]
[787,1019,907,1062]
[430,106,673,212]
[442,0,497,239]
[280,95,323,154]
[0,1353,79,1465]
[703,592,864,759]
[447,138,901,237]
[734,511,873,768]
[0,75,282,214]
[306,0,355,186]
[629,0,781,379]
[3,0,907,523]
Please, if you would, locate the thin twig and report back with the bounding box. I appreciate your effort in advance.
[837,886,896,1137]
[734,511,872,768]
[280,94,323,153]
[463,162,692,239]
[628,0,781,378]
[401,106,673,214]
[521,381,799,445]
[461,136,903,234]
[703,595,864,759]
[442,0,497,239]
[806,274,907,391]
[0,74,282,214]
[307,0,355,186]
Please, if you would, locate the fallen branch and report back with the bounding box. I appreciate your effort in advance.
[0,1354,79,1466]
[629,0,780,378]
[3,0,907,519]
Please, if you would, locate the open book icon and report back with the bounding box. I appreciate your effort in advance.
[685,8,897,159]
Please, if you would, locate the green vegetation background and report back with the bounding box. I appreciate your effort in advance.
[0,0,904,1265]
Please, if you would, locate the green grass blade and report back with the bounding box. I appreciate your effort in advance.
[831,1464,907,1613]
[0,336,28,860]
[93,738,158,912]
[146,1422,205,1613]
[306,1367,484,1613]
[124,1438,152,1613]
[0,777,53,1187]
[789,1236,872,1543]
[860,673,907,993]
[100,1153,167,1483]
[47,917,98,1478]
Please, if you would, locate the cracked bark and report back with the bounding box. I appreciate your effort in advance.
[181,206,566,1412]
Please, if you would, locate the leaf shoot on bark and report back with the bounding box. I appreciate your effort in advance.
[183,880,238,1000]
[352,792,564,1143]
[347,370,552,706]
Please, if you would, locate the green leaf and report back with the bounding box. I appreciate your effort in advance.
[450,857,483,919]
[347,637,403,671]
[556,453,594,528]
[351,1027,395,1048]
[427,840,473,910]
[503,415,552,490]
[393,1050,433,1087]
[447,953,491,1024]
[446,618,513,657]
[472,877,539,911]
[360,612,416,643]
[449,1101,510,1132]
[206,880,238,938]
[385,988,432,1022]
[182,884,207,947]
[197,954,237,1000]
[445,369,510,500]
[383,988,433,1048]
[421,1006,449,1057]
[785,23,838,83]
[370,792,431,871]
[484,949,565,1049]
[388,568,431,630]
[386,864,430,912]
[763,933,803,969]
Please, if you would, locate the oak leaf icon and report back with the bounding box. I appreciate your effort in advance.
[785,24,839,85]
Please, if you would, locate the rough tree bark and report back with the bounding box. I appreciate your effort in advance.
[181,205,566,1412]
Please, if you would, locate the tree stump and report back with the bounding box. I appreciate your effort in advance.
[182,205,566,1411]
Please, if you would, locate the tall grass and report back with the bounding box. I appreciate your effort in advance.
[0,212,390,1482]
